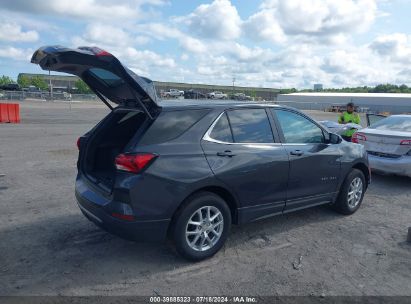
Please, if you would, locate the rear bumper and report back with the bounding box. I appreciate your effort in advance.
[75,186,170,243]
[368,154,411,177]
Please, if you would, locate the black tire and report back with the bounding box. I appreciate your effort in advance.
[171,192,231,261]
[333,169,366,215]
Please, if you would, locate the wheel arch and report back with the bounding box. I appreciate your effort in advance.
[336,161,370,197]
[352,162,370,187]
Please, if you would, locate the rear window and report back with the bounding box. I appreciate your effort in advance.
[227,109,274,143]
[369,116,411,132]
[139,109,209,145]
[88,68,124,87]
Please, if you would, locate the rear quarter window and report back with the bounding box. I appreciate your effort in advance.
[209,113,233,143]
[139,109,209,145]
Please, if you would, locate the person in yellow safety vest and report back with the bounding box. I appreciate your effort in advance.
[338,102,361,141]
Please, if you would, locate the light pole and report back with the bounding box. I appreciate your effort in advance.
[48,70,53,102]
[232,77,235,95]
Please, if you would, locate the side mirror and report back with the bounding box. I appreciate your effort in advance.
[329,133,342,144]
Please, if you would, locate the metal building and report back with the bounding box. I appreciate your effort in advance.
[277,92,411,114]
[18,73,79,92]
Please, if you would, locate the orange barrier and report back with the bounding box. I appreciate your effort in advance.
[0,103,20,123]
[0,104,9,122]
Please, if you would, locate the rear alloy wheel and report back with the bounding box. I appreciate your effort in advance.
[172,192,231,261]
[333,169,366,215]
[185,206,224,252]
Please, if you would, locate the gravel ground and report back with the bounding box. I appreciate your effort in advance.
[0,100,410,296]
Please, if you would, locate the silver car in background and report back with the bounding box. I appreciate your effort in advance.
[352,114,411,177]
[319,121,363,139]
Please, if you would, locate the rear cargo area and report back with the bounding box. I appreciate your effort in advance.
[83,110,147,190]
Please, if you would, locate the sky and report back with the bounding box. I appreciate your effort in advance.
[1,0,411,89]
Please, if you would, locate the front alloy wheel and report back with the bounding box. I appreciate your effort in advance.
[333,168,366,215]
[347,177,363,208]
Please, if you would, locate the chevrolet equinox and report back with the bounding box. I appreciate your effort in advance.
[31,46,370,261]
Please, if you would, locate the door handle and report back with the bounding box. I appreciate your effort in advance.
[217,150,236,157]
[290,150,304,156]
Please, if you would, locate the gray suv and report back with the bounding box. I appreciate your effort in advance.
[32,46,370,261]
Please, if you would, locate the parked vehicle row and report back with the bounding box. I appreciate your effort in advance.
[184,89,207,99]
[32,45,370,261]
[161,89,253,101]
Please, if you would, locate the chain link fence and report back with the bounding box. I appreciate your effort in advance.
[0,91,98,102]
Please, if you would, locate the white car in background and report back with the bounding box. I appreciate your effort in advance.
[207,91,227,99]
[353,114,411,178]
[233,93,252,101]
[163,89,184,98]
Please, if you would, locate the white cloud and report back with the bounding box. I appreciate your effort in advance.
[135,36,151,45]
[141,23,207,53]
[72,23,152,50]
[243,9,286,44]
[177,0,241,40]
[244,0,378,44]
[0,46,32,60]
[82,24,132,46]
[185,40,402,88]
[0,23,39,42]
[320,47,389,86]
[119,47,176,69]
[228,43,272,62]
[369,33,411,63]
[1,0,167,21]
[179,36,207,54]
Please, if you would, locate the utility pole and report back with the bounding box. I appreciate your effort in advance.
[49,70,53,102]
[232,77,235,95]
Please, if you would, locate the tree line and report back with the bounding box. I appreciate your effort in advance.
[0,75,92,94]
[279,84,411,94]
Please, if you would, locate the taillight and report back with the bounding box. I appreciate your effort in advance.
[400,139,411,145]
[352,132,367,143]
[114,153,157,173]
[76,137,81,150]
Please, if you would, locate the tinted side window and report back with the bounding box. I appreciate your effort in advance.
[227,109,274,143]
[139,109,209,145]
[274,109,324,143]
[209,113,233,142]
